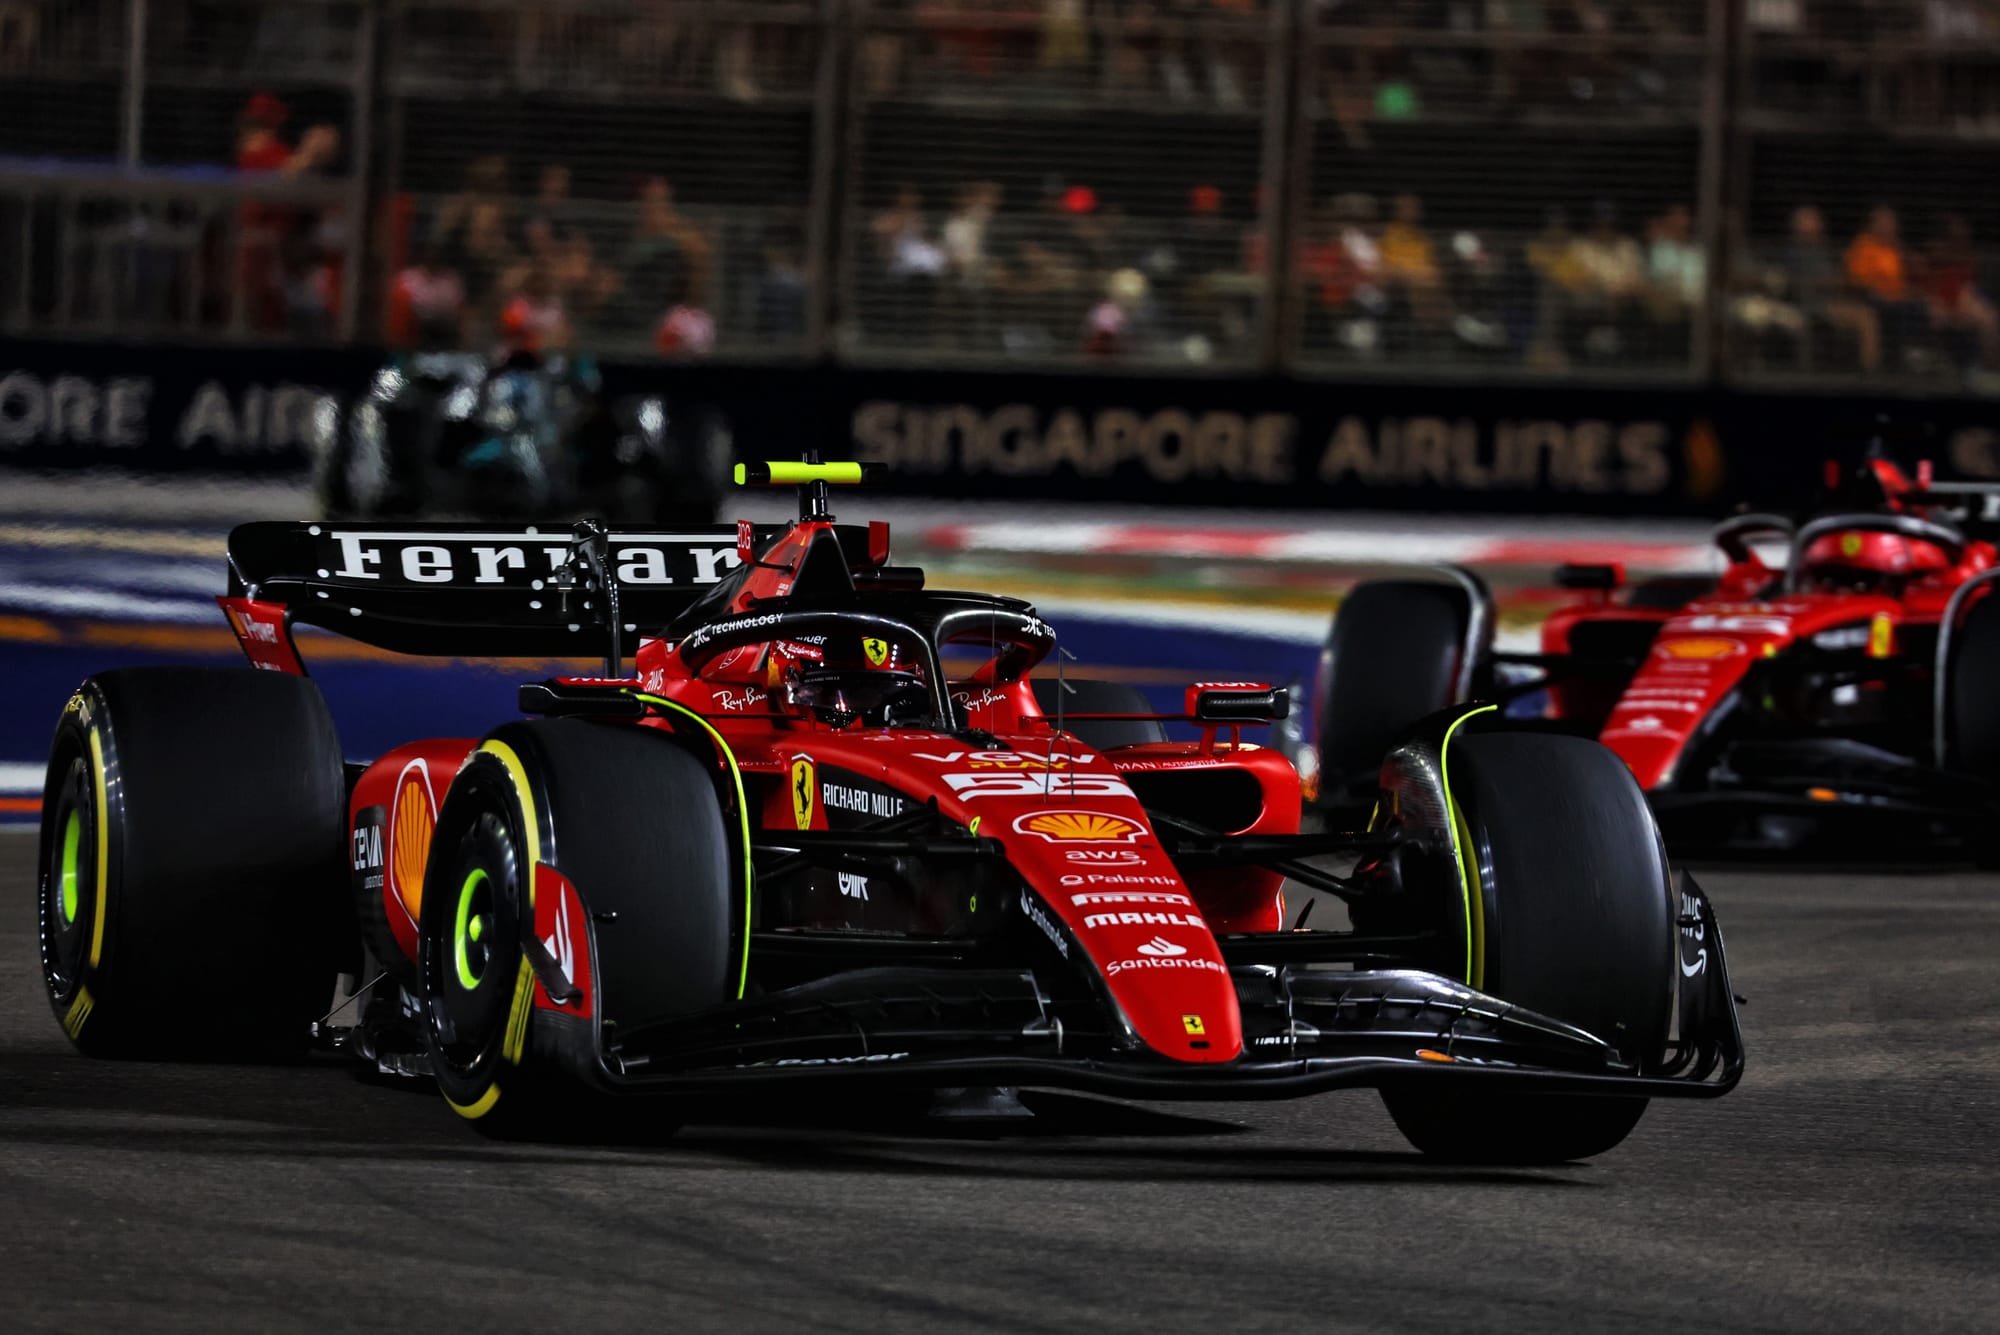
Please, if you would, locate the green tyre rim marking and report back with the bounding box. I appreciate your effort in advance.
[59,809,82,927]
[454,868,491,990]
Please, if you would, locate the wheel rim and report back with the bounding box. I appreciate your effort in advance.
[40,757,95,1001]
[426,805,522,1076]
[58,809,82,927]
[453,867,493,990]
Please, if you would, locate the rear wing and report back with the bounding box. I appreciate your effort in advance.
[225,521,785,659]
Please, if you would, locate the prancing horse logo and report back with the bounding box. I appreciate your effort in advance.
[791,754,817,830]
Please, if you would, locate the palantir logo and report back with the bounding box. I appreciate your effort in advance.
[1135,936,1186,958]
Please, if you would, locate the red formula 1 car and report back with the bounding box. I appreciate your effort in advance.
[1312,458,2000,860]
[35,463,1738,1161]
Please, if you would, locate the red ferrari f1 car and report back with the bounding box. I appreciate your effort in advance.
[1312,457,2000,860]
[36,462,1739,1161]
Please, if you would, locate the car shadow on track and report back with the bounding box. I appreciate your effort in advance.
[0,1047,1597,1186]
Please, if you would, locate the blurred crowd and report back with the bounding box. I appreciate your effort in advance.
[1732,205,2000,376]
[383,157,811,358]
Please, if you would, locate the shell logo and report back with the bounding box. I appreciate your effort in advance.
[390,762,437,918]
[1013,810,1145,843]
[1659,637,1742,661]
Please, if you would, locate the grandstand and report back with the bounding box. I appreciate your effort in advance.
[3,0,2000,388]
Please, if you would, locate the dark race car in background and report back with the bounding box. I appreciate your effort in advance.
[33,462,1737,1163]
[1307,457,2000,861]
[319,349,731,525]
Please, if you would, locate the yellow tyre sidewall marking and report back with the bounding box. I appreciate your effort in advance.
[1438,705,1498,988]
[62,987,95,1040]
[630,694,755,1000]
[88,727,109,970]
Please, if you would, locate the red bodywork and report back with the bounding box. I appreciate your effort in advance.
[230,515,1300,1069]
[1541,459,1997,790]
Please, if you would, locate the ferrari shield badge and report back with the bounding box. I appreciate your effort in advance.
[790,753,818,830]
[862,636,890,667]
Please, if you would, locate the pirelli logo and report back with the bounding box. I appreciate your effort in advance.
[312,529,743,587]
[62,987,95,1040]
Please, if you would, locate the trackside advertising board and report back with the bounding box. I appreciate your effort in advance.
[6,339,2000,516]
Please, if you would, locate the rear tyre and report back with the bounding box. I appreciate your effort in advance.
[1030,678,1167,752]
[1316,581,1470,802]
[1382,732,1673,1163]
[420,719,735,1138]
[1946,593,2000,867]
[37,669,348,1058]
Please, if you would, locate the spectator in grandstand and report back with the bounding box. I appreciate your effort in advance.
[1038,0,1089,88]
[1378,193,1454,336]
[1783,204,1880,372]
[1083,267,1156,358]
[916,0,1016,86]
[752,223,810,341]
[1523,207,1588,367]
[386,243,466,350]
[943,180,1004,347]
[615,176,713,343]
[1923,214,2000,372]
[432,155,515,324]
[458,200,520,333]
[553,232,619,343]
[234,92,341,179]
[943,180,1004,289]
[498,263,570,356]
[1299,193,1387,354]
[871,184,947,338]
[1562,202,1645,359]
[655,269,717,358]
[1646,204,1705,311]
[233,92,341,332]
[522,164,585,263]
[1845,205,1931,369]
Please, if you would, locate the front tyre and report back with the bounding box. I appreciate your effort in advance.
[419,720,736,1137]
[1383,732,1673,1163]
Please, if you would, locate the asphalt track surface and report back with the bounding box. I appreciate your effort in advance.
[4,837,1999,1334]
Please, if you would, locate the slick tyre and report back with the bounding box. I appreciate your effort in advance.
[1947,590,2000,778]
[1316,581,1470,803]
[1946,592,2000,866]
[420,720,735,1138]
[1382,732,1673,1164]
[37,669,348,1058]
[1031,678,1167,751]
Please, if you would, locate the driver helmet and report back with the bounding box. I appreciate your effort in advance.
[1800,529,1948,592]
[777,632,927,727]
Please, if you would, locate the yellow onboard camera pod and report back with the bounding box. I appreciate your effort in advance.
[733,462,883,487]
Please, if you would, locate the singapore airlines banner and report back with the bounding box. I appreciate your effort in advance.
[657,362,1999,517]
[6,339,2000,516]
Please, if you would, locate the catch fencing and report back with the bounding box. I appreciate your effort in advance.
[2,0,1997,389]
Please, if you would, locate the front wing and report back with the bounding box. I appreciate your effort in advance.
[546,877,1743,1104]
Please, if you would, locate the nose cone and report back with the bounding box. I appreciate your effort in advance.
[1101,937,1245,1061]
[1068,898,1242,1061]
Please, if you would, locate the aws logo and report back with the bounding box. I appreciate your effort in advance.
[1012,810,1144,843]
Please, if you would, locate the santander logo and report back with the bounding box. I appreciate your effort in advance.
[1136,937,1187,958]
